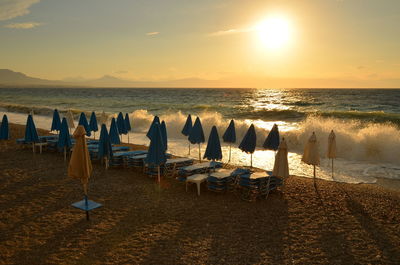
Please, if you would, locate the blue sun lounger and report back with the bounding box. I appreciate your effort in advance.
[238,171,282,201]
[177,161,223,181]
[207,168,251,192]
[109,150,148,167]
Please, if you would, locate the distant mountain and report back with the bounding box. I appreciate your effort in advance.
[0,69,61,86]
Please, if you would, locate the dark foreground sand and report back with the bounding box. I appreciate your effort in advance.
[0,124,399,265]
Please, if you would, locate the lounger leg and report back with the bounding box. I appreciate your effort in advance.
[197,183,200,196]
[186,182,188,192]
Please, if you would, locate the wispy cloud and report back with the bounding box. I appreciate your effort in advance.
[0,0,41,21]
[209,27,253,37]
[4,22,42,29]
[146,31,160,36]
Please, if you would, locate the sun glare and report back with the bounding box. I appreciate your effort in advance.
[255,16,292,50]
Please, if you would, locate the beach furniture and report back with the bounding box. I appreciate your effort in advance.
[89,146,130,160]
[163,157,194,177]
[222,119,236,162]
[57,118,72,161]
[145,122,167,183]
[186,174,209,195]
[238,171,282,202]
[188,117,205,162]
[207,168,251,192]
[272,138,289,186]
[239,124,257,167]
[78,112,91,137]
[109,150,147,167]
[109,118,121,144]
[177,161,223,181]
[51,109,61,133]
[89,111,98,139]
[181,114,192,154]
[98,124,112,169]
[124,113,131,143]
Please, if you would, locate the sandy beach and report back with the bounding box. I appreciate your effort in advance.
[0,123,399,265]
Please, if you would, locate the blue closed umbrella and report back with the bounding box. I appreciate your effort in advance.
[239,124,257,167]
[124,113,131,143]
[160,120,168,151]
[25,114,39,153]
[51,109,61,132]
[57,118,72,161]
[263,124,280,151]
[109,118,121,144]
[98,124,113,168]
[188,117,205,161]
[89,112,98,138]
[222,119,236,162]
[0,114,9,140]
[145,122,166,183]
[78,112,91,137]
[203,126,222,162]
[181,114,192,154]
[117,112,127,137]
[146,116,160,140]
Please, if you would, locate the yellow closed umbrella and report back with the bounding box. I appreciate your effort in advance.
[69,125,101,220]
[327,130,337,178]
[273,137,289,180]
[302,132,320,179]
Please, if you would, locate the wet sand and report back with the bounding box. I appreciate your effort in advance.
[0,124,399,265]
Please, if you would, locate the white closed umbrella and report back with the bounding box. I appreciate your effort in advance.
[100,111,108,125]
[302,132,320,179]
[66,110,75,134]
[273,137,289,180]
[327,130,337,178]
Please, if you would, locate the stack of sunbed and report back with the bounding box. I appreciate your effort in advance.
[177,161,223,181]
[238,171,282,202]
[207,168,251,192]
[109,150,146,167]
[88,146,130,161]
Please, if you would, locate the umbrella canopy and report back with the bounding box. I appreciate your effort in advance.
[272,138,289,178]
[51,109,61,132]
[160,120,168,151]
[239,124,257,154]
[181,114,192,136]
[146,115,160,139]
[0,114,9,140]
[68,125,92,194]
[89,111,98,133]
[188,117,205,144]
[98,124,113,160]
[109,118,121,144]
[223,120,236,143]
[24,114,39,143]
[203,126,222,161]
[124,113,131,132]
[78,112,91,137]
[100,111,108,125]
[57,118,72,150]
[117,112,127,135]
[263,124,280,151]
[66,110,75,129]
[145,122,167,166]
[302,132,320,166]
[327,130,337,159]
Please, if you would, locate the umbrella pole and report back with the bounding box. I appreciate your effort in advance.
[128,133,130,144]
[250,154,253,168]
[158,166,160,183]
[332,159,334,178]
[105,157,108,170]
[198,144,201,162]
[84,194,89,221]
[188,143,191,155]
[64,147,67,162]
[32,143,35,154]
[313,165,316,179]
[228,144,231,163]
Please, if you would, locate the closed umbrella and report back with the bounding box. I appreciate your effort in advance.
[0,114,9,141]
[57,118,72,161]
[66,110,75,134]
[98,124,113,169]
[302,132,320,179]
[203,126,222,171]
[51,109,61,132]
[124,113,131,143]
[24,114,39,153]
[89,111,98,139]
[239,124,257,167]
[181,114,193,154]
[188,117,205,162]
[69,125,101,220]
[146,115,160,140]
[327,130,337,178]
[78,112,91,137]
[222,119,236,162]
[117,112,127,142]
[263,124,280,152]
[145,122,167,183]
[109,118,121,144]
[160,120,168,151]
[272,137,289,179]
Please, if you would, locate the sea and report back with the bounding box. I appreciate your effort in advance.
[1,87,400,184]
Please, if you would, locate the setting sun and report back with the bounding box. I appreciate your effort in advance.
[255,16,292,50]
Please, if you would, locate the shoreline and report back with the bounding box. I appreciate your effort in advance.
[0,123,400,264]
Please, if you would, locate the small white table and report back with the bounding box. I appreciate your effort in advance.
[186,174,208,196]
[34,142,48,154]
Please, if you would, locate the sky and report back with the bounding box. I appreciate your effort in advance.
[0,0,399,88]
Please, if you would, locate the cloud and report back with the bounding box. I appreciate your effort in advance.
[0,0,41,21]
[208,27,253,37]
[4,21,42,29]
[146,31,159,36]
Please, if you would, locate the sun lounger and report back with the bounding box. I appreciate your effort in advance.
[239,171,280,202]
[177,161,223,181]
[109,150,147,167]
[163,158,194,177]
[207,168,251,192]
[89,146,131,161]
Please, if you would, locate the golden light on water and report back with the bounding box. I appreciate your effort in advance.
[254,15,292,50]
